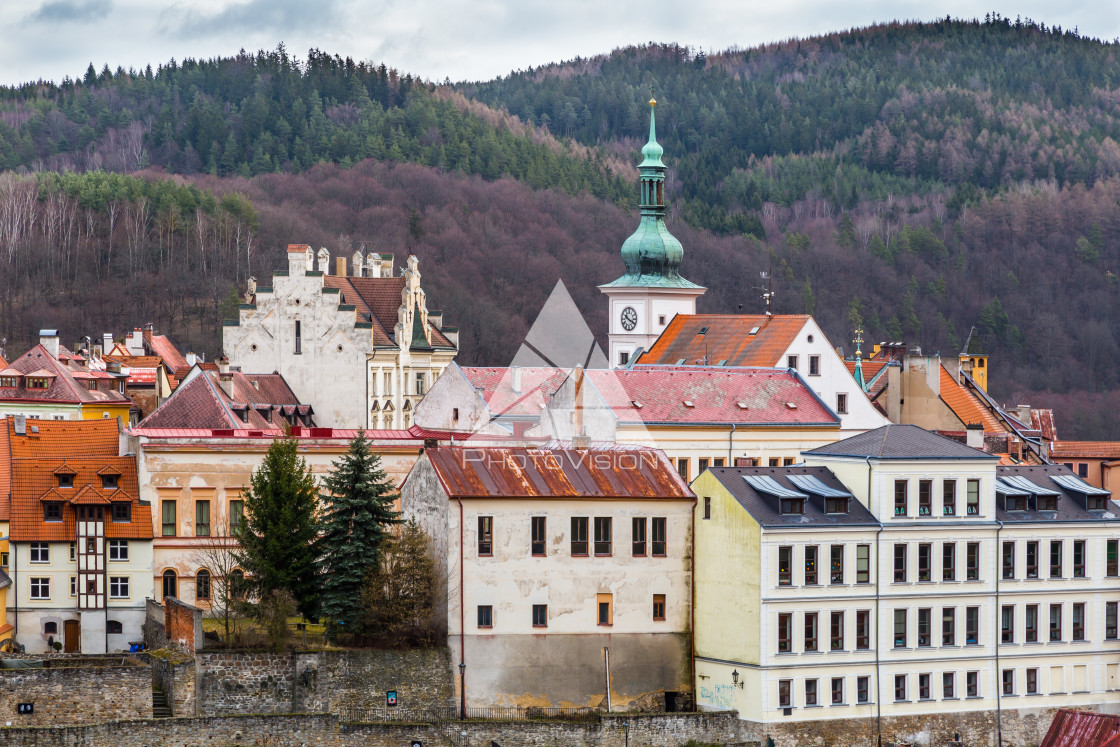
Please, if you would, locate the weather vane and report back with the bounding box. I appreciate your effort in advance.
[853,327,864,357]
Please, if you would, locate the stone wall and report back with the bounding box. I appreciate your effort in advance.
[143,598,166,650]
[0,711,752,746]
[195,648,454,716]
[0,662,151,726]
[757,703,1087,747]
[164,597,203,653]
[152,652,197,717]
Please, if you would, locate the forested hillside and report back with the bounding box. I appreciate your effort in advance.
[1,18,1119,436]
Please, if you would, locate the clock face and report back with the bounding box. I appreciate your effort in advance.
[620,306,638,331]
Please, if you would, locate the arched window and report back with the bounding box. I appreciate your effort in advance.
[196,569,211,601]
[162,569,177,600]
[106,620,123,634]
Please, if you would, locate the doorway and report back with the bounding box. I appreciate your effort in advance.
[63,620,80,653]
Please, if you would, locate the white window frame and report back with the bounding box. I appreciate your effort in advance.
[30,577,50,599]
[108,539,129,561]
[30,542,49,563]
[109,576,130,599]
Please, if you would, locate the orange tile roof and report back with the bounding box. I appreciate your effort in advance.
[938,365,1005,433]
[638,314,809,367]
[0,419,9,522]
[1051,442,1120,460]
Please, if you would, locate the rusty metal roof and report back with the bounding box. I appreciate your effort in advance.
[425,444,693,500]
[1041,709,1120,747]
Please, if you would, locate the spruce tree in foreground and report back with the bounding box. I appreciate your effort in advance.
[317,430,401,635]
[235,436,320,620]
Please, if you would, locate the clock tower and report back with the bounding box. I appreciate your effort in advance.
[599,98,705,368]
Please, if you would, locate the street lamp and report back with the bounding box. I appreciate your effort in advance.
[459,661,467,720]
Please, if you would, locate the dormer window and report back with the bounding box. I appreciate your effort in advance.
[0,376,18,388]
[825,497,849,514]
[1089,496,1108,511]
[780,497,805,515]
[1037,495,1058,511]
[44,502,62,522]
[26,377,50,389]
[102,475,118,490]
[58,474,74,489]
[1005,495,1027,512]
[86,380,98,391]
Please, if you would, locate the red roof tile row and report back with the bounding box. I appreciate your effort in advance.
[639,314,809,367]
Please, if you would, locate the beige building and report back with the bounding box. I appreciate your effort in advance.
[400,444,695,710]
[224,245,458,429]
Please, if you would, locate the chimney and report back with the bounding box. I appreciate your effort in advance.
[511,365,522,394]
[103,333,114,355]
[573,433,590,450]
[966,423,984,450]
[39,329,60,358]
[336,257,347,277]
[287,244,311,275]
[14,414,26,435]
[143,323,154,348]
[1015,405,1031,425]
[317,247,330,273]
[573,364,584,440]
[127,328,144,357]
[352,251,363,277]
[246,276,256,298]
[217,356,234,398]
[185,352,197,367]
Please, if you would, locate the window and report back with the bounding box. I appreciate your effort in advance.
[967,542,980,580]
[778,613,792,652]
[894,674,907,702]
[195,500,211,537]
[102,474,118,490]
[703,497,711,520]
[894,543,907,582]
[230,499,244,531]
[808,355,820,376]
[69,541,75,561]
[966,671,979,698]
[0,552,6,568]
[830,545,844,584]
[836,393,848,414]
[70,577,76,596]
[919,673,931,700]
[832,677,844,705]
[631,517,649,557]
[110,576,129,599]
[831,611,844,651]
[919,480,932,516]
[713,458,725,467]
[966,479,980,515]
[1026,604,1039,642]
[825,495,848,514]
[40,501,63,523]
[944,672,955,699]
[112,502,130,522]
[769,457,781,467]
[805,545,819,585]
[651,517,666,556]
[779,680,792,708]
[1002,669,1014,696]
[856,545,870,584]
[1038,493,1058,511]
[778,546,793,586]
[30,542,49,563]
[652,595,666,622]
[1050,604,1062,641]
[857,676,870,704]
[162,569,177,600]
[571,517,588,555]
[805,679,818,706]
[1108,602,1118,640]
[196,569,211,600]
[1002,541,1015,580]
[894,480,907,516]
[30,578,50,599]
[294,320,302,354]
[597,593,613,626]
[1026,669,1038,695]
[1074,541,1086,578]
[1073,603,1085,641]
[106,620,123,635]
[415,373,426,396]
[1079,463,1089,478]
[856,610,871,649]
[966,606,980,644]
[478,605,493,628]
[943,543,956,581]
[943,480,956,515]
[894,609,907,648]
[1050,540,1063,578]
[533,604,548,627]
[1109,540,1119,577]
[804,612,818,652]
[593,517,612,556]
[383,372,393,396]
[1006,493,1027,511]
[531,517,546,556]
[698,458,709,473]
[618,351,629,366]
[1026,541,1039,578]
[918,608,931,647]
[780,497,804,515]
[918,544,931,581]
[108,539,128,561]
[676,458,689,481]
[1002,605,1015,643]
[787,355,798,370]
[162,500,176,537]
[477,516,493,556]
[943,608,956,645]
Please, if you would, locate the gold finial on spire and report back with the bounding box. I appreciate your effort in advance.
[649,84,656,107]
[853,327,864,355]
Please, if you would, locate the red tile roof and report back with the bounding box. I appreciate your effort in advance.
[638,314,809,367]
[424,444,694,500]
[460,367,569,417]
[0,419,10,522]
[583,367,839,426]
[1050,442,1120,460]
[1040,709,1120,747]
[6,419,151,541]
[147,334,188,373]
[938,365,1006,433]
[1032,408,1058,441]
[322,275,456,349]
[0,344,132,406]
[139,368,307,430]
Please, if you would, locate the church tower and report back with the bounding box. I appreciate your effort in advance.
[599,98,705,368]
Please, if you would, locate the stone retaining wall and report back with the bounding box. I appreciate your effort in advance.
[0,663,151,727]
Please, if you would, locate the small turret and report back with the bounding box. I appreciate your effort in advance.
[960,326,989,392]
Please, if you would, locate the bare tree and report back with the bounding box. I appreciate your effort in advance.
[190,519,246,646]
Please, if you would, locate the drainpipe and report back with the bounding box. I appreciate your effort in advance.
[866,455,882,747]
[458,498,466,717]
[690,493,698,712]
[727,424,737,464]
[995,520,1004,747]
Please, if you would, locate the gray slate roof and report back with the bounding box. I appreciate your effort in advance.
[804,424,997,460]
[709,466,879,528]
[997,465,1120,522]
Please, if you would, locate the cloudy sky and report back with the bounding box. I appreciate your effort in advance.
[3,0,1118,87]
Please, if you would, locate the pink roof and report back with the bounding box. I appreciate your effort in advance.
[147,335,188,372]
[460,367,569,417]
[583,367,839,426]
[130,424,448,442]
[139,369,305,430]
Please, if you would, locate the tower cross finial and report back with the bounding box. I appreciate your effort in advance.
[853,327,864,356]
[649,84,656,107]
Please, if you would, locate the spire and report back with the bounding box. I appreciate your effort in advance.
[852,327,867,392]
[409,302,432,351]
[639,96,665,170]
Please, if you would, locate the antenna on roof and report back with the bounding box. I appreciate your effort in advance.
[758,269,774,316]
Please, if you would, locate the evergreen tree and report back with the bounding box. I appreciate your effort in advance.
[317,431,401,633]
[235,436,320,620]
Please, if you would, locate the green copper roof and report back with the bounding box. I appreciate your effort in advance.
[409,303,433,351]
[604,99,703,291]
